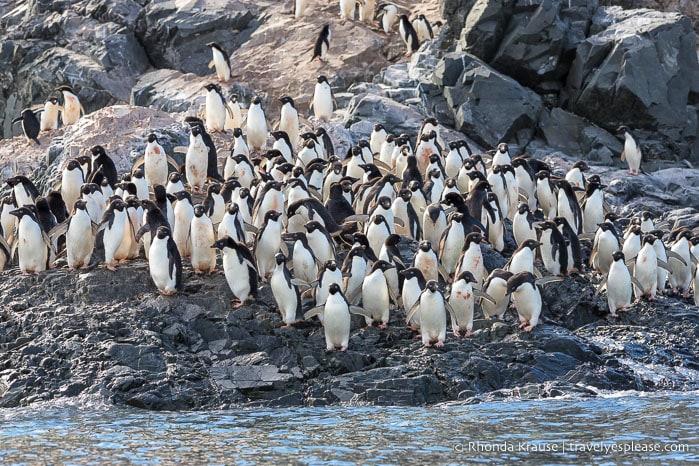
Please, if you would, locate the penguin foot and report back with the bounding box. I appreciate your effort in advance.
[232,300,244,308]
[523,325,534,332]
[106,263,117,271]
[413,333,422,339]
[647,295,657,301]
[435,341,445,347]
[454,330,461,338]
[518,321,528,329]
[379,322,388,330]
[80,264,90,270]
[610,312,619,318]
[423,341,432,347]
[194,269,203,274]
[683,291,692,299]
[464,330,473,338]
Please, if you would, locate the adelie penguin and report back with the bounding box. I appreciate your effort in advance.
[40,97,61,132]
[448,271,494,338]
[618,126,643,175]
[148,226,183,296]
[89,145,119,188]
[203,83,229,133]
[246,97,270,153]
[98,198,128,271]
[507,272,562,332]
[212,237,259,308]
[310,25,331,62]
[206,42,231,82]
[406,280,456,347]
[278,97,301,149]
[377,4,398,33]
[12,109,41,145]
[311,75,334,122]
[185,125,210,193]
[398,15,420,55]
[596,251,640,317]
[56,85,84,126]
[270,253,304,327]
[255,210,284,280]
[10,206,52,275]
[190,204,217,274]
[7,175,40,207]
[360,259,397,329]
[304,283,372,352]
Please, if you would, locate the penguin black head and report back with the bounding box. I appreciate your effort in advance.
[497,143,509,153]
[229,127,243,138]
[378,196,392,209]
[110,199,127,211]
[373,123,385,132]
[571,161,589,171]
[539,220,557,231]
[517,203,530,215]
[324,260,338,272]
[445,178,456,188]
[206,42,225,53]
[265,210,282,222]
[371,260,394,273]
[465,231,484,246]
[384,234,401,247]
[451,212,464,223]
[168,173,181,184]
[252,96,262,105]
[279,96,295,108]
[274,252,287,265]
[399,267,425,281]
[56,84,76,94]
[190,125,202,137]
[399,189,412,202]
[521,239,541,250]
[612,251,625,262]
[536,170,550,180]
[428,153,440,164]
[616,126,630,135]
[80,183,92,196]
[47,96,59,105]
[506,271,535,294]
[66,159,81,171]
[456,270,477,284]
[642,234,657,246]
[426,280,440,293]
[173,191,192,202]
[690,236,699,246]
[328,283,342,295]
[418,240,432,252]
[156,226,171,240]
[193,204,206,217]
[10,205,35,220]
[598,222,616,233]
[641,211,653,221]
[204,83,220,92]
[90,145,107,158]
[147,133,158,143]
[133,169,145,180]
[317,75,329,85]
[442,192,464,207]
[74,199,88,211]
[372,214,385,225]
[211,238,234,250]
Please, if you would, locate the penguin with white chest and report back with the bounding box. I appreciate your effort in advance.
[148,226,182,296]
[56,85,84,126]
[361,260,396,329]
[507,272,545,332]
[246,97,269,153]
[255,210,284,280]
[598,251,640,317]
[61,160,85,211]
[212,237,259,308]
[311,75,334,122]
[481,269,513,319]
[40,96,61,132]
[10,206,52,275]
[618,126,643,175]
[190,204,217,274]
[406,280,456,347]
[204,83,229,133]
[206,42,231,82]
[172,191,195,258]
[448,271,494,338]
[12,109,41,145]
[270,253,304,327]
[398,15,420,55]
[185,125,210,193]
[305,284,373,352]
[98,198,128,271]
[62,199,95,270]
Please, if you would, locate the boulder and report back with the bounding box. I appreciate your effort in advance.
[438,52,543,148]
[564,7,699,161]
[489,0,598,91]
[538,107,623,159]
[343,93,426,138]
[458,0,516,62]
[134,1,256,75]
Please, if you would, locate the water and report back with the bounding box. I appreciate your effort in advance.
[1,392,697,465]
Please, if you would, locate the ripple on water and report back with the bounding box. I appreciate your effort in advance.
[0,393,697,464]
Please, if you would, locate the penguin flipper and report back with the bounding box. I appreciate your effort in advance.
[438,263,450,282]
[347,288,362,306]
[244,222,259,234]
[299,116,314,130]
[657,259,672,272]
[373,160,392,172]
[666,250,688,266]
[473,289,496,305]
[349,305,374,319]
[304,305,324,320]
[48,221,69,240]
[173,146,188,154]
[393,217,405,228]
[444,301,459,332]
[208,60,215,69]
[535,276,564,286]
[131,156,146,173]
[631,276,645,291]
[405,300,421,325]
[280,241,289,257]
[291,278,311,290]
[620,150,626,162]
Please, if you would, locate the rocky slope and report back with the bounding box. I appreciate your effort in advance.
[0,0,698,410]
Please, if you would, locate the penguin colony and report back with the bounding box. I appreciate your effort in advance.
[3,4,698,353]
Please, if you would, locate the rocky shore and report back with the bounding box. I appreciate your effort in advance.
[0,0,698,410]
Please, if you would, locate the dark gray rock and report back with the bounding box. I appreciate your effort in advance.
[134,1,256,76]
[564,7,699,161]
[343,93,425,137]
[538,107,623,159]
[458,0,517,62]
[440,0,478,41]
[440,52,543,148]
[489,0,598,91]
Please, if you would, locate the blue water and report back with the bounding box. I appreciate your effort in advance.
[1,392,697,464]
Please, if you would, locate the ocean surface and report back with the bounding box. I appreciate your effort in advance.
[1,391,697,465]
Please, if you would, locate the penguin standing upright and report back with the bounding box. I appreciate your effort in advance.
[148,226,182,295]
[377,4,398,33]
[140,133,169,188]
[411,14,433,43]
[206,42,231,82]
[224,94,243,131]
[513,203,538,248]
[310,25,331,62]
[618,126,643,175]
[480,269,513,319]
[590,221,621,275]
[61,160,84,210]
[400,267,426,329]
[190,204,217,274]
[172,190,195,258]
[602,251,636,317]
[538,220,568,276]
[398,15,420,55]
[138,199,171,259]
[57,85,84,126]
[278,96,301,148]
[507,272,545,332]
[212,237,259,307]
[89,145,118,188]
[270,253,303,326]
[204,83,228,133]
[448,271,488,338]
[40,97,61,132]
[311,76,334,122]
[361,260,396,328]
[254,210,284,280]
[185,125,210,193]
[295,0,309,18]
[246,97,269,152]
[634,234,661,300]
[10,206,51,275]
[98,198,127,271]
[12,109,41,145]
[406,280,455,347]
[114,195,142,261]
